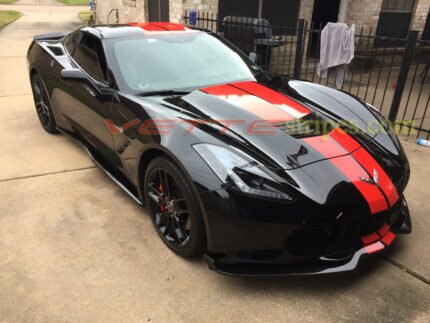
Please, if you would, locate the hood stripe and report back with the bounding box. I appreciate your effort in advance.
[352,148,399,206]
[201,84,296,122]
[329,155,388,214]
[329,128,361,152]
[303,134,347,159]
[304,129,389,214]
[329,130,399,207]
[231,81,311,119]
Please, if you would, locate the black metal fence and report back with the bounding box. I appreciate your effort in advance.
[184,12,430,139]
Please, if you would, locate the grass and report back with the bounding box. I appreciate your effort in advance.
[0,0,18,4]
[57,0,88,5]
[0,10,22,30]
[78,10,93,24]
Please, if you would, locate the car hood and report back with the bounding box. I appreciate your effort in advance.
[157,80,391,170]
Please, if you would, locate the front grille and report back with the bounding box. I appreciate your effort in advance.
[285,199,403,257]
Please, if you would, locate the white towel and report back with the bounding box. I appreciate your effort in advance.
[317,23,355,89]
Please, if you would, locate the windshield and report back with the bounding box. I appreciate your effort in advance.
[107,32,261,93]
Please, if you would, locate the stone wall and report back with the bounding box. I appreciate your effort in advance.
[95,0,146,24]
[299,0,314,23]
[95,0,218,24]
[344,0,383,32]
[182,0,218,22]
[412,0,430,34]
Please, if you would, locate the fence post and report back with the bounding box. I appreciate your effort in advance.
[294,19,305,79]
[388,30,419,122]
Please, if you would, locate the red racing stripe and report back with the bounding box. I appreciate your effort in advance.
[381,231,396,246]
[232,81,311,119]
[329,128,361,152]
[151,22,189,31]
[127,22,190,31]
[331,156,388,214]
[329,130,399,207]
[361,232,380,246]
[378,223,390,237]
[201,84,295,122]
[364,241,385,254]
[304,133,389,214]
[352,147,399,206]
[303,135,346,159]
[127,22,167,31]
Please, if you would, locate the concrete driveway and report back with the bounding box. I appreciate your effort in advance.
[0,4,429,323]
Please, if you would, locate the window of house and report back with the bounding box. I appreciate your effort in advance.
[423,8,430,41]
[148,0,169,22]
[218,0,300,29]
[381,0,415,11]
[72,34,107,83]
[376,0,416,47]
[122,0,137,8]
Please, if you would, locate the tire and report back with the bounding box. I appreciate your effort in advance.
[31,73,58,134]
[144,156,206,257]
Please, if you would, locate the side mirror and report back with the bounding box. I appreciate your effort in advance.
[60,68,88,82]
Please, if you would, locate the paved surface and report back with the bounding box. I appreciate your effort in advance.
[0,5,429,323]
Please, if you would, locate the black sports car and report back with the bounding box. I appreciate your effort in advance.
[27,22,412,276]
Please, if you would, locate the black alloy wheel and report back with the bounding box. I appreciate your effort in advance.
[31,73,58,134]
[144,157,206,257]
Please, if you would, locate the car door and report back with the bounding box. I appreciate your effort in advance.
[60,31,116,160]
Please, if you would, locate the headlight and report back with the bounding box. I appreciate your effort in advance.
[193,144,293,201]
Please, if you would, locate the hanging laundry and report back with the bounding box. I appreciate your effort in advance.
[317,23,355,89]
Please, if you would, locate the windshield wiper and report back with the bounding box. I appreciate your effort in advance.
[137,90,191,97]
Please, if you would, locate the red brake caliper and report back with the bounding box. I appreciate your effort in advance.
[159,183,165,211]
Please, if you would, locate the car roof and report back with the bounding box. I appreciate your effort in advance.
[84,22,203,39]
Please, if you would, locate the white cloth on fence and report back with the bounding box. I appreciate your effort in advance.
[317,23,355,89]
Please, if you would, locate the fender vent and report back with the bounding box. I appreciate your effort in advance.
[47,46,64,56]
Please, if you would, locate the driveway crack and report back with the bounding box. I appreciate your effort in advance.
[381,256,430,285]
[0,166,96,183]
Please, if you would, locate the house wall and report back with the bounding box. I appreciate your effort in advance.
[95,0,218,24]
[412,0,430,33]
[294,0,385,31]
[171,0,219,23]
[343,0,383,31]
[95,0,146,24]
[94,0,429,33]
[299,0,314,23]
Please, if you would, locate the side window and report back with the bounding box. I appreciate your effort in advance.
[72,34,107,83]
[63,31,80,56]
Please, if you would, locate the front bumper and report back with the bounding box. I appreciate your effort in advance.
[203,196,412,277]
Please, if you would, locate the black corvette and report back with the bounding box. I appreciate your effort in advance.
[27,22,412,276]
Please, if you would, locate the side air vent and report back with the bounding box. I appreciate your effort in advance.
[47,46,64,56]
